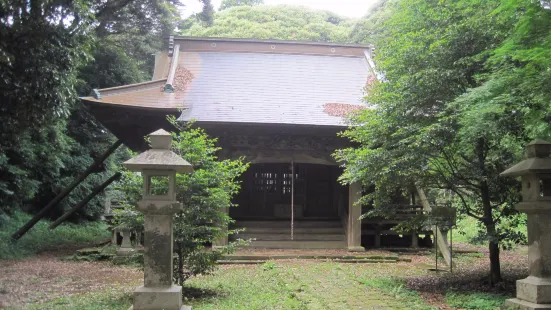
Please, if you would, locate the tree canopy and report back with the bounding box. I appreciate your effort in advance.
[0,0,188,220]
[180,4,355,42]
[219,0,264,11]
[337,0,551,284]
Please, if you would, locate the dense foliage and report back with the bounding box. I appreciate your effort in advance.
[0,1,93,216]
[0,210,110,259]
[115,118,248,285]
[180,4,355,42]
[0,0,189,221]
[219,0,264,11]
[337,0,551,284]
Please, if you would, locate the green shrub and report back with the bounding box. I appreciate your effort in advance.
[0,211,111,260]
[446,291,508,309]
[115,119,249,286]
[261,261,277,271]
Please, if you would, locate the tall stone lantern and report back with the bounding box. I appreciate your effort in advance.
[501,139,551,310]
[123,129,193,310]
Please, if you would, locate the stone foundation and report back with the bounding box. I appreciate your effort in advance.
[129,285,190,310]
[516,277,551,304]
[506,298,551,310]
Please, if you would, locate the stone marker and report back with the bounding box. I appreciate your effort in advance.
[116,226,135,256]
[501,139,551,310]
[123,129,193,310]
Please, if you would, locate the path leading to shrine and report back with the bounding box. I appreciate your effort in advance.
[0,246,524,309]
[185,259,434,310]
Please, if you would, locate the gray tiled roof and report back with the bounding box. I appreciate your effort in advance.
[178,52,371,126]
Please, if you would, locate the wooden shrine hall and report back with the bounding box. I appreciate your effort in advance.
[82,36,429,251]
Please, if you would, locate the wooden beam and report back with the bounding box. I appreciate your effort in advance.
[48,172,122,230]
[11,140,122,240]
[416,185,455,267]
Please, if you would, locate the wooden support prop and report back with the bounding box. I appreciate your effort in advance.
[48,172,122,230]
[415,185,454,268]
[11,140,122,240]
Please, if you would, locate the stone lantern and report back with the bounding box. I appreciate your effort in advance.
[501,139,551,310]
[123,129,193,310]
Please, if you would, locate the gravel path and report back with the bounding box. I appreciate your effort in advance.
[0,252,142,308]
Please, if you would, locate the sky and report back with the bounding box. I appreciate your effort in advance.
[182,0,380,19]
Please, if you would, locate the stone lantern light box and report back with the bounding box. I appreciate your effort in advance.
[123,129,193,310]
[124,129,193,201]
[502,139,551,204]
[501,139,551,310]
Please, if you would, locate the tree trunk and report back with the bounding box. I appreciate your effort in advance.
[481,184,501,285]
[477,138,502,285]
[488,236,501,285]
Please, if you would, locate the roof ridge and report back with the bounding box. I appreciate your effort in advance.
[163,44,181,93]
[172,36,373,49]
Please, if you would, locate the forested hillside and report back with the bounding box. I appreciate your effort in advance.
[0,0,197,221]
[181,4,356,42]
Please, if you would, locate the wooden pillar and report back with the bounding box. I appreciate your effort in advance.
[213,206,229,249]
[411,233,419,248]
[374,224,381,248]
[347,183,365,252]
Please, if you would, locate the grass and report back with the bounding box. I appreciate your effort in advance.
[24,287,133,310]
[0,211,526,309]
[0,211,111,260]
[358,278,434,309]
[12,256,519,310]
[185,262,308,309]
[445,291,509,310]
[28,261,434,310]
[28,263,310,310]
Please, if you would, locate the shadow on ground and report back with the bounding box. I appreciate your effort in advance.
[183,286,224,302]
[407,265,527,295]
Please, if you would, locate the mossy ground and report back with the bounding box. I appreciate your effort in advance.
[0,213,523,309]
[3,252,516,310]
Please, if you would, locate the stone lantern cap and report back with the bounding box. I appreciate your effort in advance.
[123,129,193,173]
[501,139,551,177]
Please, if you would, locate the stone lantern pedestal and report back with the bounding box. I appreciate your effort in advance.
[502,139,551,310]
[116,227,135,256]
[123,129,193,310]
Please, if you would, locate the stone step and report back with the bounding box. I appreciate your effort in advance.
[247,240,345,249]
[240,227,344,234]
[217,260,266,265]
[232,233,345,241]
[217,259,397,264]
[234,220,342,229]
[223,255,399,261]
[327,259,396,264]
